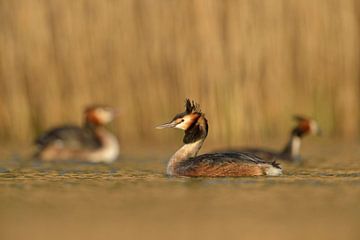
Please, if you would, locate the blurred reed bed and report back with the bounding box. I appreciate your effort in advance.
[0,0,359,148]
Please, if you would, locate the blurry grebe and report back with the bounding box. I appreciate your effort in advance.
[156,99,282,177]
[237,116,321,163]
[34,105,119,163]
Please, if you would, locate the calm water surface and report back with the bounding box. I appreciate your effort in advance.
[1,141,360,240]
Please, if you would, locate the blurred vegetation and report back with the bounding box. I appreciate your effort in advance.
[0,0,359,147]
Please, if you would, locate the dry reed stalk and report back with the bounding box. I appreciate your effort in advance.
[0,0,358,148]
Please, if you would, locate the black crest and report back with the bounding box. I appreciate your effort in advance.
[185,99,201,114]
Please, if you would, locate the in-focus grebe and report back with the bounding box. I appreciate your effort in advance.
[34,105,120,163]
[156,99,282,177]
[239,116,321,163]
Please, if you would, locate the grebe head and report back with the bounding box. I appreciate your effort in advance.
[292,115,321,137]
[84,105,117,126]
[156,99,208,144]
[156,99,202,131]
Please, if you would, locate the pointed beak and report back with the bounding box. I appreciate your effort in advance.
[156,121,177,129]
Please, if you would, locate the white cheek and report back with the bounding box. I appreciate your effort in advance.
[175,121,187,130]
[98,111,113,123]
[174,115,195,130]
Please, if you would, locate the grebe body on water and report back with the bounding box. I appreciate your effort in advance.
[34,105,119,163]
[237,116,320,163]
[157,99,282,177]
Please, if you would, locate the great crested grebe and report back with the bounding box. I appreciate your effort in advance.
[34,105,120,163]
[156,99,282,177]
[237,116,321,163]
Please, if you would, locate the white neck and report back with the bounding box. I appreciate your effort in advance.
[167,139,204,176]
[88,128,120,163]
[290,136,301,157]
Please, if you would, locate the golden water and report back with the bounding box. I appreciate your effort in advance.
[1,140,360,240]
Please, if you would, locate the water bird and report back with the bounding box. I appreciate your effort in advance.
[34,105,120,163]
[235,116,321,163]
[156,99,282,177]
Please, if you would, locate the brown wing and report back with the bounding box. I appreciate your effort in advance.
[176,152,277,177]
[35,125,101,149]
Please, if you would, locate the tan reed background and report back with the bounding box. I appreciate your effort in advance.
[0,0,359,147]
